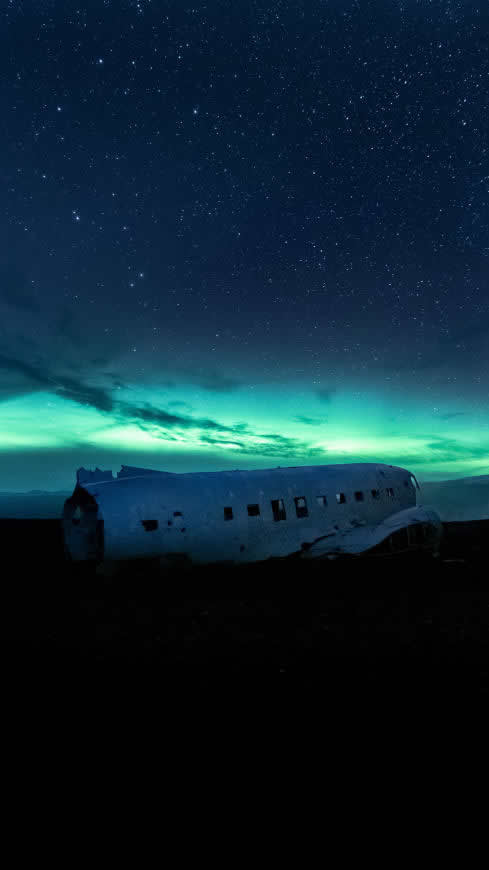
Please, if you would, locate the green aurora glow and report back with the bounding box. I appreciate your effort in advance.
[0,382,487,490]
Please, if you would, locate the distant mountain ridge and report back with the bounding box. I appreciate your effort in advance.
[419,475,488,521]
[420,475,488,486]
[0,490,72,496]
[0,490,71,519]
[0,474,487,520]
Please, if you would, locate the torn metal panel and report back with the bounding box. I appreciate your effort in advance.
[116,465,175,479]
[300,506,443,559]
[77,467,114,486]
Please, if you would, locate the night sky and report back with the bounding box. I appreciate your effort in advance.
[1,0,488,491]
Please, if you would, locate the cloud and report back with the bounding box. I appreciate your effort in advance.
[0,352,53,402]
[0,352,328,457]
[0,267,41,314]
[1,352,487,470]
[316,388,336,403]
[53,310,88,350]
[294,415,327,426]
[424,436,489,461]
[0,353,116,413]
[120,400,229,434]
[0,353,47,387]
[166,399,193,411]
[181,368,243,393]
[438,412,466,421]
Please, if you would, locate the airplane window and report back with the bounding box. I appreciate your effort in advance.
[354,491,364,502]
[336,492,346,504]
[386,487,395,498]
[371,489,380,500]
[173,511,183,516]
[410,475,419,490]
[404,480,409,487]
[224,506,233,521]
[294,496,309,518]
[247,504,260,516]
[142,520,158,531]
[316,495,327,507]
[271,498,286,521]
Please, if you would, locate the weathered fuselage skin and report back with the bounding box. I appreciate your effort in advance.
[63,462,442,566]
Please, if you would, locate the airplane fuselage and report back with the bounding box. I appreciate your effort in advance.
[63,462,432,565]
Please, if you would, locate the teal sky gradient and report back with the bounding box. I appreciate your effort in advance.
[1,1,488,492]
[0,378,487,491]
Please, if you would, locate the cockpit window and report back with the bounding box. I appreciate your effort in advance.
[410,475,419,490]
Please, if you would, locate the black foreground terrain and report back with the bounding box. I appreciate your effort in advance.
[10,518,488,705]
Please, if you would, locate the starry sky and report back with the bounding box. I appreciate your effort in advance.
[1,0,488,491]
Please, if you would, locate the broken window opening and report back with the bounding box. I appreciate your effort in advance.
[142,520,158,532]
[294,496,309,518]
[271,498,286,521]
[247,504,260,517]
[316,495,327,507]
[354,491,364,502]
[336,492,346,504]
[224,506,233,521]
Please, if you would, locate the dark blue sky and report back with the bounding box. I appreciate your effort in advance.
[1,0,488,490]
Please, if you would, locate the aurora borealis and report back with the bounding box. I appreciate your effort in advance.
[1,1,488,491]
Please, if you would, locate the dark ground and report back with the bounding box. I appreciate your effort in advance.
[9,518,488,710]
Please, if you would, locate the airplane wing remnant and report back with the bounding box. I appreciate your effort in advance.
[300,506,442,559]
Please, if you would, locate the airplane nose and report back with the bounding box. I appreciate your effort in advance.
[63,490,102,561]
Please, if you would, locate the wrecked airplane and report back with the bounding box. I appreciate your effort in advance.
[62,462,443,569]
